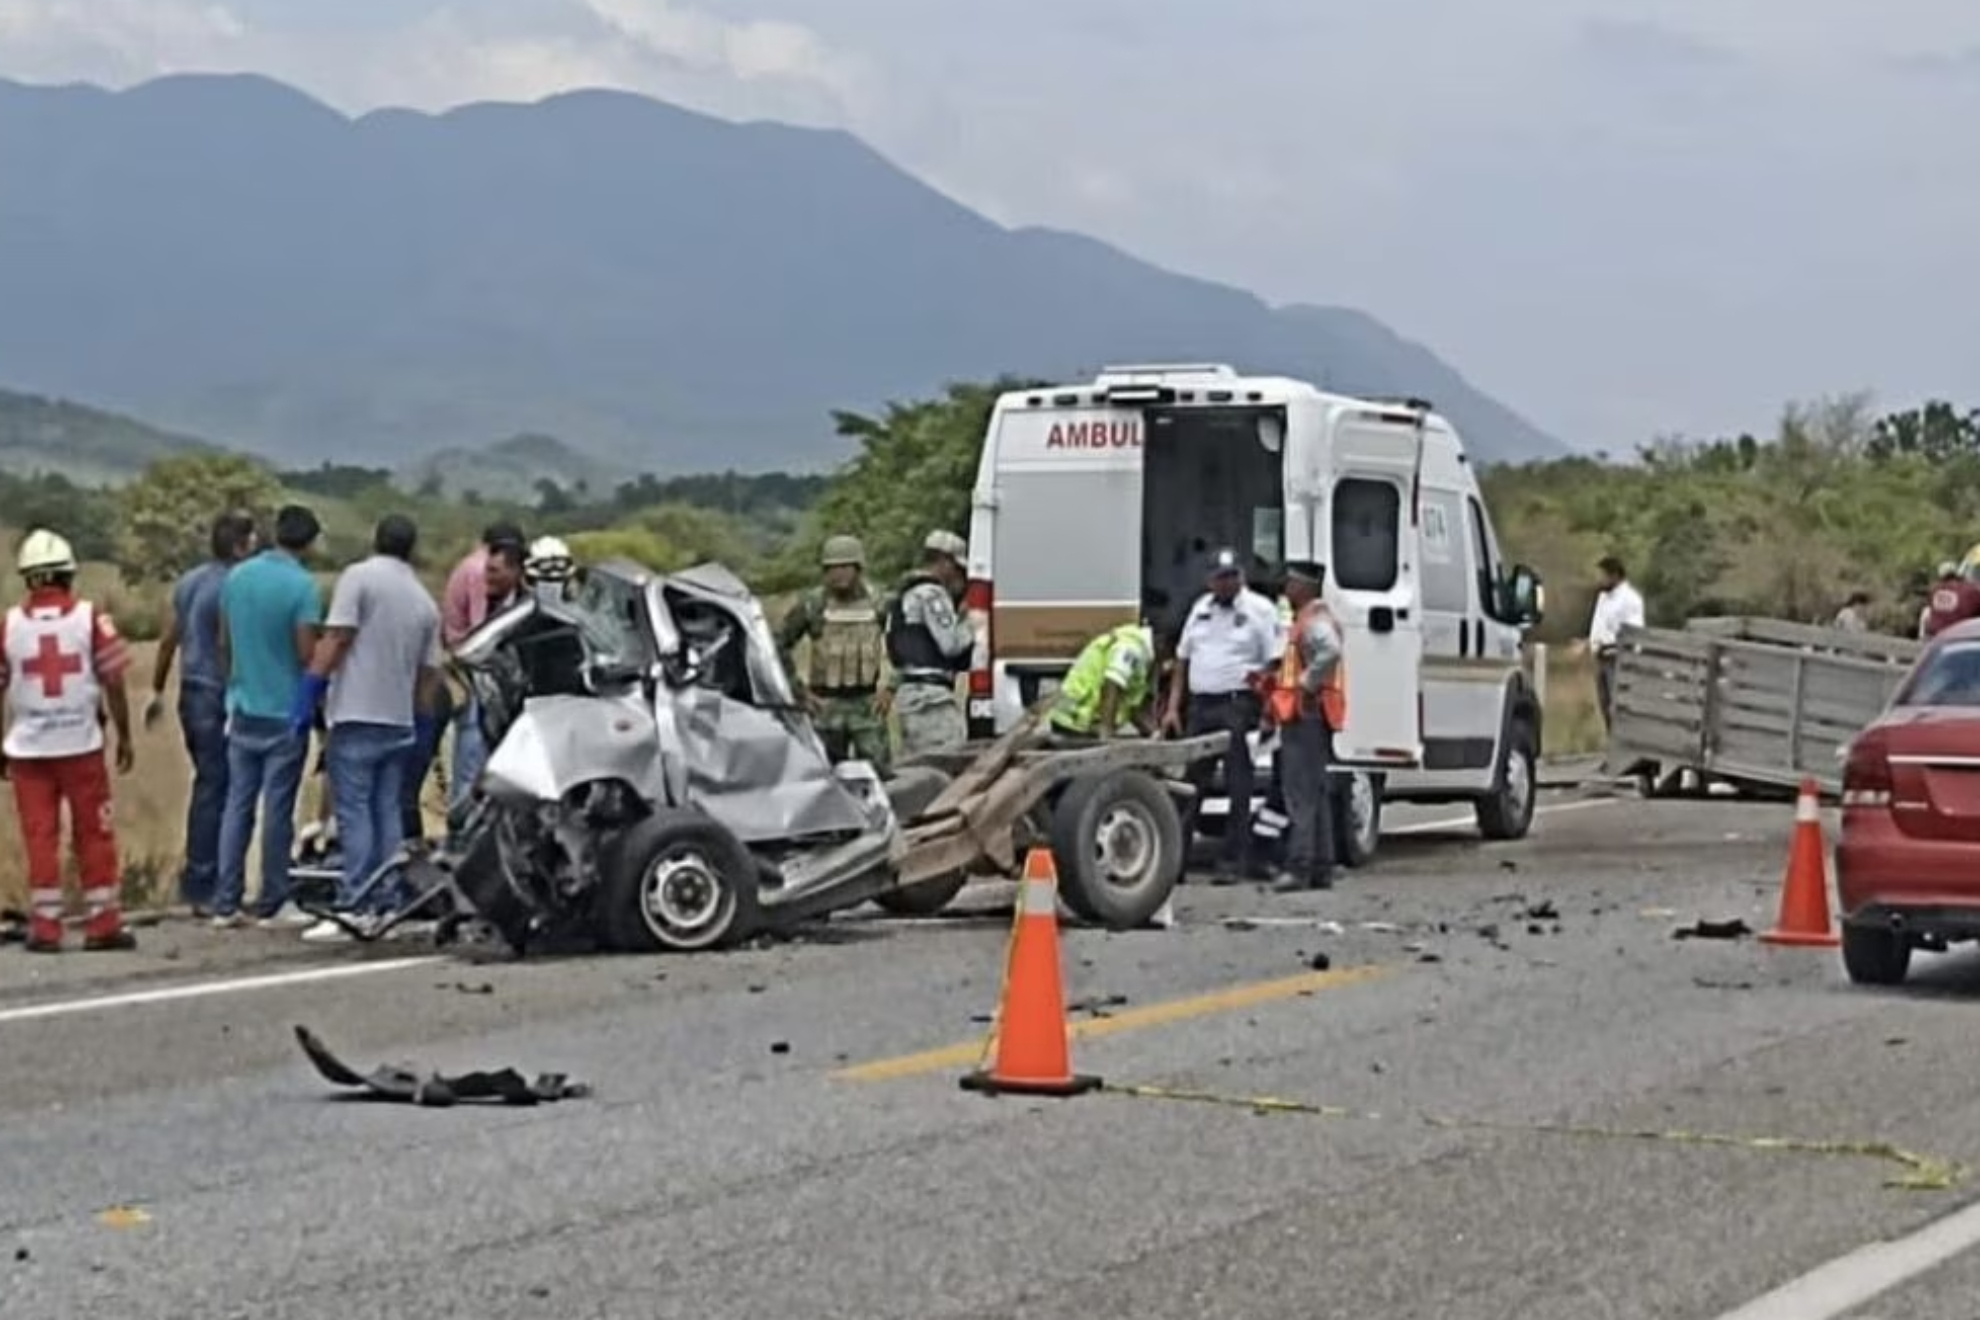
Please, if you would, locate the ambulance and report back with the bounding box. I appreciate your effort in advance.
[959,363,1546,866]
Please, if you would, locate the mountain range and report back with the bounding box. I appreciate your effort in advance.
[0,73,1567,474]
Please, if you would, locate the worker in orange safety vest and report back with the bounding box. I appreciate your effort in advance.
[1258,559,1345,893]
[0,529,139,952]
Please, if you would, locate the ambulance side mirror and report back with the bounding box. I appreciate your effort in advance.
[1506,565,1543,626]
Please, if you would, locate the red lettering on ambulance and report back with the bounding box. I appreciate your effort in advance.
[1043,421,1141,450]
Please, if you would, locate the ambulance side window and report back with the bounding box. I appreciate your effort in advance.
[1331,478,1401,592]
[1467,495,1506,619]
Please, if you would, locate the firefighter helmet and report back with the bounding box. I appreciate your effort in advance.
[16,529,77,577]
[524,535,576,584]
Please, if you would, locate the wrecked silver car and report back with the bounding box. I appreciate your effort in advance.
[440,559,941,954]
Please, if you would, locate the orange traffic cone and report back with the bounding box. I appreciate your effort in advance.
[1760,778,1840,948]
[960,848,1102,1098]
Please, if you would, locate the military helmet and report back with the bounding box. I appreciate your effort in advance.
[820,534,865,568]
[922,529,967,562]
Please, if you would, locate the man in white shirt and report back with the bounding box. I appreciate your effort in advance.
[1584,554,1645,733]
[1162,548,1281,882]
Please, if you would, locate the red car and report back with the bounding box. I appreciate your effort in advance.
[1837,618,1980,984]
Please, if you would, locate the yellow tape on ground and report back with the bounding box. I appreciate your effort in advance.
[1104,1083,1964,1192]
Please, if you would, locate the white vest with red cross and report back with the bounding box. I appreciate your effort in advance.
[3,600,104,759]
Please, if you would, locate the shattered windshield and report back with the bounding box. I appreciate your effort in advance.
[565,571,655,668]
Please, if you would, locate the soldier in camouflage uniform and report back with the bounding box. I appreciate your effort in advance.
[775,535,892,776]
[885,530,976,760]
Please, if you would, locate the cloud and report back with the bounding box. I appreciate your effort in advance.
[0,0,247,78]
[1574,18,1737,68]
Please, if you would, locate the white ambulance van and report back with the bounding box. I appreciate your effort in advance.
[959,363,1545,867]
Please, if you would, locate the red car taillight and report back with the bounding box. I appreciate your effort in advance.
[1842,737,1893,807]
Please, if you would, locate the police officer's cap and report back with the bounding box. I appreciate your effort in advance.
[1205,547,1244,577]
[1283,560,1325,586]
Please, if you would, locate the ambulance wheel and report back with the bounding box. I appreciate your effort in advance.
[1050,769,1184,930]
[1476,719,1537,841]
[872,766,969,917]
[1334,771,1382,868]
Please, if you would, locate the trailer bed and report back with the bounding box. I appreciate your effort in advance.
[892,714,1225,885]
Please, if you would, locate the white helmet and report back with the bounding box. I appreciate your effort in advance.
[524,535,575,584]
[17,529,77,578]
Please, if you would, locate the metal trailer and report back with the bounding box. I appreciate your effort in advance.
[305,714,1227,947]
[1605,616,1923,799]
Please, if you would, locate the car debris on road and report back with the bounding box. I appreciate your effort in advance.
[293,1025,591,1107]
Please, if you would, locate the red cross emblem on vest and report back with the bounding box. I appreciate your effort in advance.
[21,632,84,698]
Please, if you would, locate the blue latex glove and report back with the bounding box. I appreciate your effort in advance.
[288,674,329,738]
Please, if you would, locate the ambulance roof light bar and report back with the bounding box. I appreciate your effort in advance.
[1094,363,1238,386]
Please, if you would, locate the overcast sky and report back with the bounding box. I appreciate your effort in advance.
[3,0,1977,451]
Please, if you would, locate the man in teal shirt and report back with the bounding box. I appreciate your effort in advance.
[212,504,324,927]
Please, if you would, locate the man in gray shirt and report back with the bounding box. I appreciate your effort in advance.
[287,515,443,941]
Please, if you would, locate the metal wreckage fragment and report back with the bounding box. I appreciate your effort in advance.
[294,1025,592,1107]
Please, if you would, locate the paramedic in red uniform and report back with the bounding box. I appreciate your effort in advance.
[1,529,138,953]
[1922,561,1980,640]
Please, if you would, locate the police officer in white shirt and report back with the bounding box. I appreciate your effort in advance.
[1583,554,1645,732]
[1161,547,1281,883]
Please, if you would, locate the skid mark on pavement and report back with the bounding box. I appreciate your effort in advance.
[831,964,1395,1082]
[1105,1082,1965,1192]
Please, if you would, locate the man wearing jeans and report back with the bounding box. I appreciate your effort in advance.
[293,515,443,944]
[149,510,256,915]
[213,505,322,929]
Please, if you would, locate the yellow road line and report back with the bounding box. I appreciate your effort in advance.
[831,963,1394,1083]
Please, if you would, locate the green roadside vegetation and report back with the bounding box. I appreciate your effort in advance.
[0,382,1969,757]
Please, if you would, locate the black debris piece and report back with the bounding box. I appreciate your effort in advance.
[1672,919,1753,941]
[13,1247,28,1262]
[1498,859,1518,872]
[1308,952,1331,971]
[1067,993,1130,1017]
[1224,919,1258,932]
[1476,923,1502,941]
[769,1041,791,1055]
[293,1025,591,1107]
[1521,900,1559,922]
[445,982,495,995]
[1692,977,1755,991]
[1416,952,1443,964]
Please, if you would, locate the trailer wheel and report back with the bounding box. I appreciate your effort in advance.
[598,809,757,953]
[1476,719,1537,841]
[871,766,969,917]
[1335,770,1383,868]
[1050,769,1184,930]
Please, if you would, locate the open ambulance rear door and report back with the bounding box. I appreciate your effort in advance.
[1320,404,1426,767]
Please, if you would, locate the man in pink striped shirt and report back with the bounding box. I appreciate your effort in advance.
[442,522,524,836]
[443,522,526,649]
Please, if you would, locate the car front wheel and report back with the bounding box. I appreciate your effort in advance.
[599,809,758,953]
[1841,923,1912,987]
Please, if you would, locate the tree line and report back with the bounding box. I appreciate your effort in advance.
[2,385,1969,645]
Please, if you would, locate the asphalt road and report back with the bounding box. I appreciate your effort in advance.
[3,788,1979,1320]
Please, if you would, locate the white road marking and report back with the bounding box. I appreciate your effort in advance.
[1712,1198,1980,1320]
[0,956,444,1027]
[1386,796,1618,836]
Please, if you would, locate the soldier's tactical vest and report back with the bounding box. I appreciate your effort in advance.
[811,588,885,693]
